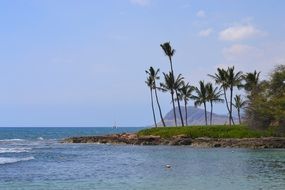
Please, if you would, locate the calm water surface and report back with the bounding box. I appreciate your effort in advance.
[0,127,284,190]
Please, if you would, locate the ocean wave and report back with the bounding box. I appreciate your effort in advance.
[0,156,34,165]
[0,147,32,153]
[37,137,44,140]
[0,139,25,142]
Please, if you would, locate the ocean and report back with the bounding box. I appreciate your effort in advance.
[0,127,284,190]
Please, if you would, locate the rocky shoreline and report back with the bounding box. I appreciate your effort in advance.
[62,133,285,148]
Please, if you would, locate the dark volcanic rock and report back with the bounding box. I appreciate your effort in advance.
[169,135,192,145]
[137,135,162,145]
[62,134,285,148]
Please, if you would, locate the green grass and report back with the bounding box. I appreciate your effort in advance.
[137,125,276,139]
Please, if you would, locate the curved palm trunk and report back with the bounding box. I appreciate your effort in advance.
[203,101,208,125]
[237,108,241,125]
[154,85,166,127]
[229,87,235,126]
[150,89,157,127]
[210,101,213,125]
[171,91,177,127]
[184,100,188,126]
[175,90,184,127]
[223,87,233,126]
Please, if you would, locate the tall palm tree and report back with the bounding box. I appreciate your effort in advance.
[209,67,243,126]
[160,72,177,127]
[160,42,185,126]
[160,42,175,75]
[233,95,246,124]
[145,67,166,127]
[206,83,224,125]
[179,82,195,126]
[208,68,232,125]
[145,76,157,127]
[227,66,243,126]
[243,70,260,97]
[173,74,185,126]
[192,81,208,125]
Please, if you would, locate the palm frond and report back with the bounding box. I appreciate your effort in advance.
[160,42,175,57]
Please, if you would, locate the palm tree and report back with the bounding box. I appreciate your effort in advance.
[160,42,185,126]
[160,42,175,75]
[243,70,260,97]
[160,72,177,127]
[145,76,157,127]
[145,67,166,127]
[227,66,243,126]
[209,67,243,126]
[173,74,185,126]
[192,81,208,125]
[208,68,232,125]
[179,82,195,126]
[233,95,246,124]
[206,83,224,125]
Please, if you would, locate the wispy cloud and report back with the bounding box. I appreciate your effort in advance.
[223,44,260,59]
[130,0,150,6]
[198,28,213,37]
[196,10,206,18]
[219,24,263,41]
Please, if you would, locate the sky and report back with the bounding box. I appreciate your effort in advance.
[0,0,284,127]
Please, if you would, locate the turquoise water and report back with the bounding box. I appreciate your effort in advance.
[0,127,284,190]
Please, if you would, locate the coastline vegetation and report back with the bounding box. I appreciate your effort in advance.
[145,42,285,134]
[137,125,281,139]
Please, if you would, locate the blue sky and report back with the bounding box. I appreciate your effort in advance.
[0,0,284,127]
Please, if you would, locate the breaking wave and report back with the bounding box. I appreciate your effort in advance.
[0,147,32,153]
[0,139,25,142]
[0,156,35,165]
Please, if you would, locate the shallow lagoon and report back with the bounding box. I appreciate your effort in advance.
[0,128,284,190]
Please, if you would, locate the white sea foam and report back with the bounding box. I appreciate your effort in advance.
[0,147,32,153]
[0,156,34,165]
[37,137,44,140]
[0,139,25,142]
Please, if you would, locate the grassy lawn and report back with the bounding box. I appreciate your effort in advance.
[137,125,277,139]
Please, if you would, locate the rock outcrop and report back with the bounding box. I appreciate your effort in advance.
[62,133,285,148]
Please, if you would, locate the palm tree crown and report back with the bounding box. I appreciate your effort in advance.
[208,68,229,89]
[160,42,175,75]
[227,66,243,89]
[206,83,224,125]
[192,81,208,125]
[145,66,160,82]
[145,76,154,88]
[206,83,223,103]
[160,42,175,58]
[160,72,175,93]
[179,82,195,103]
[243,70,260,92]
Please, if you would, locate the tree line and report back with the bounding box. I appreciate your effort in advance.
[145,42,285,131]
